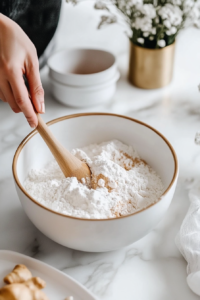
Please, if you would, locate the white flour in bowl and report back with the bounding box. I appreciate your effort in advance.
[24,140,164,219]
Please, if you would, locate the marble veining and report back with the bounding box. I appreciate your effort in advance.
[1,2,200,299]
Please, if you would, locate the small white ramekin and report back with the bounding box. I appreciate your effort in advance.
[48,48,117,87]
[49,71,120,107]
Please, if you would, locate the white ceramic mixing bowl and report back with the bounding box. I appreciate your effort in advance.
[13,113,178,252]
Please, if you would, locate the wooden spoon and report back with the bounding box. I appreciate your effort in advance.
[36,113,91,181]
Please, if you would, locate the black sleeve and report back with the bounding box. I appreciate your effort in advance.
[0,0,62,60]
[0,0,30,20]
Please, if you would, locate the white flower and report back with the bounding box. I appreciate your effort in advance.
[172,0,182,5]
[138,4,156,19]
[190,1,200,27]
[130,0,142,5]
[173,15,182,26]
[143,31,149,37]
[166,26,177,35]
[183,0,195,13]
[171,26,177,34]
[134,16,152,31]
[158,4,183,27]
[137,37,144,44]
[190,4,200,21]
[191,7,200,19]
[157,39,166,47]
[111,0,198,42]
[164,19,171,28]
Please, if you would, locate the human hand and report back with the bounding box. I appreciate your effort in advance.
[0,13,45,128]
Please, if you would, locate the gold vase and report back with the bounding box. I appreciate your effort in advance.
[129,41,175,89]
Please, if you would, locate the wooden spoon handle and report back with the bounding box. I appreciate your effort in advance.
[36,114,83,178]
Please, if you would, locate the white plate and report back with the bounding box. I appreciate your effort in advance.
[0,250,98,300]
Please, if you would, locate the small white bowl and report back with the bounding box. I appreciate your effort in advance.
[47,48,117,87]
[49,71,120,107]
[13,113,178,252]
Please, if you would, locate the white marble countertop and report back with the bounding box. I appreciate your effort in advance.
[1,2,200,299]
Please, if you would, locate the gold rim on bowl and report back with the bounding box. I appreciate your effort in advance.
[12,113,178,221]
